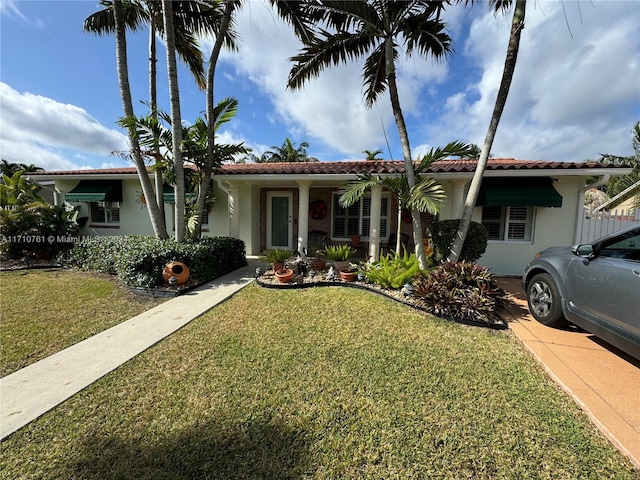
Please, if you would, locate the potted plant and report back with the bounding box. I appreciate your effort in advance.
[308,232,327,270]
[322,244,356,271]
[275,268,294,283]
[339,267,357,282]
[259,249,293,272]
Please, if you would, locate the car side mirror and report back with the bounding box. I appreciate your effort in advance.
[572,244,594,257]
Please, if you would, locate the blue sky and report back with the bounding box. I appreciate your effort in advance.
[1,0,639,171]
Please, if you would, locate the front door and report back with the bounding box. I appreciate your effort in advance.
[267,192,293,250]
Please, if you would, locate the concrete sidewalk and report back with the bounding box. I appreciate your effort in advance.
[1,261,259,440]
[497,278,640,469]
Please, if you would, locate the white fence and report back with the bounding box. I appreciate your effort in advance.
[579,208,640,243]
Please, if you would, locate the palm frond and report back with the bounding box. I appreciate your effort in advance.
[408,177,446,214]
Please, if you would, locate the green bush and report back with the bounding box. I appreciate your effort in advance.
[364,251,422,289]
[412,261,507,326]
[428,219,488,263]
[0,202,80,258]
[59,236,246,289]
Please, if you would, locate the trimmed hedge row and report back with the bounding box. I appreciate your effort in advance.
[58,236,247,289]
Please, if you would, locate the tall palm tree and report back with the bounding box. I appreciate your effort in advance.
[363,149,384,160]
[448,0,525,262]
[112,0,168,239]
[288,0,452,269]
[340,141,473,256]
[84,0,224,236]
[161,0,186,242]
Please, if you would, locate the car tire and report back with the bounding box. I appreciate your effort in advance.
[526,273,568,327]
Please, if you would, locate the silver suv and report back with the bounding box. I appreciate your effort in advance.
[522,225,640,360]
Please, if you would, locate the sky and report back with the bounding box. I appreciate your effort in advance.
[0,0,639,172]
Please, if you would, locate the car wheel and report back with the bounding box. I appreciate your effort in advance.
[526,273,568,327]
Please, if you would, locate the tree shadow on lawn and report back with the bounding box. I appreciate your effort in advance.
[68,418,312,479]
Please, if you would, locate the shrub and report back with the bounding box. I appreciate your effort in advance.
[364,251,422,289]
[428,219,488,263]
[59,236,246,289]
[0,202,80,258]
[322,244,356,261]
[411,261,507,326]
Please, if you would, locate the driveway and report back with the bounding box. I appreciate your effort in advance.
[497,277,640,469]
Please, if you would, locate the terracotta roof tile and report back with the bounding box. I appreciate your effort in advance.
[30,159,628,177]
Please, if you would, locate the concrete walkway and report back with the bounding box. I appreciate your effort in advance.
[497,278,640,469]
[0,260,259,440]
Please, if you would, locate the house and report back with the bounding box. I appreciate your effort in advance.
[28,159,632,276]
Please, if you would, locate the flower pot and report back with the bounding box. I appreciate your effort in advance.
[333,260,349,271]
[310,259,326,271]
[350,234,361,246]
[163,261,190,285]
[339,268,357,282]
[275,268,294,283]
[272,261,285,272]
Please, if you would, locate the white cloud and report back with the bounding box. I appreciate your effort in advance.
[429,1,640,161]
[0,82,129,170]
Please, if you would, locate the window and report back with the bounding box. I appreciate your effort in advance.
[90,201,120,226]
[482,206,533,241]
[332,193,389,240]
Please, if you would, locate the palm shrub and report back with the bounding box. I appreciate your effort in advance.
[322,244,356,261]
[429,219,488,262]
[364,251,422,289]
[411,261,507,326]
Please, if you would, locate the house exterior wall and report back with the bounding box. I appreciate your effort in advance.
[470,177,583,276]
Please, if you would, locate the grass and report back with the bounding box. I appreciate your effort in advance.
[1,283,636,478]
[0,269,166,377]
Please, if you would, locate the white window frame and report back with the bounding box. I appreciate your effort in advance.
[482,206,534,242]
[90,201,120,226]
[331,192,390,241]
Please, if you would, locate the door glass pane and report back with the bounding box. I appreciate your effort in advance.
[271,197,289,246]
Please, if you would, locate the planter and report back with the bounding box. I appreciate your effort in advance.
[275,268,294,283]
[163,261,190,285]
[272,261,285,272]
[333,260,349,271]
[350,234,361,246]
[339,268,357,282]
[310,259,326,271]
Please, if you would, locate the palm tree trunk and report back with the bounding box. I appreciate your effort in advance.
[195,0,235,239]
[448,0,526,262]
[387,71,427,268]
[113,0,168,239]
[149,22,166,227]
[162,0,185,242]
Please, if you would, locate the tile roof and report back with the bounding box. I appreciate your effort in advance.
[29,159,629,177]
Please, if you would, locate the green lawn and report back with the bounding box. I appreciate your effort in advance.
[0,269,166,377]
[1,283,636,478]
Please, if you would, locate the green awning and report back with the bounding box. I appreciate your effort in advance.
[477,178,562,207]
[162,184,197,203]
[65,180,122,203]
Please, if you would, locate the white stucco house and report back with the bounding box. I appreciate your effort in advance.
[28,158,631,276]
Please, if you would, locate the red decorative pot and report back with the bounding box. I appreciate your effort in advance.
[339,269,357,282]
[163,261,190,285]
[275,268,294,283]
[311,259,326,271]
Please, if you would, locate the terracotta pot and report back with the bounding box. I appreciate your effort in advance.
[163,261,190,285]
[350,234,361,246]
[310,259,326,271]
[275,268,294,283]
[333,260,349,271]
[272,261,285,272]
[339,268,357,282]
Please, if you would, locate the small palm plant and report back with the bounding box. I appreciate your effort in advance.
[322,245,356,262]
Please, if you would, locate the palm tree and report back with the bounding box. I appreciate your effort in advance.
[340,141,473,256]
[112,0,168,239]
[1,160,44,177]
[448,0,525,262]
[597,121,640,205]
[84,0,223,236]
[0,170,44,207]
[258,138,318,163]
[288,0,452,269]
[363,149,384,160]
[161,0,186,242]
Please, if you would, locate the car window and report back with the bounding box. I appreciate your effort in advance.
[598,230,640,261]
